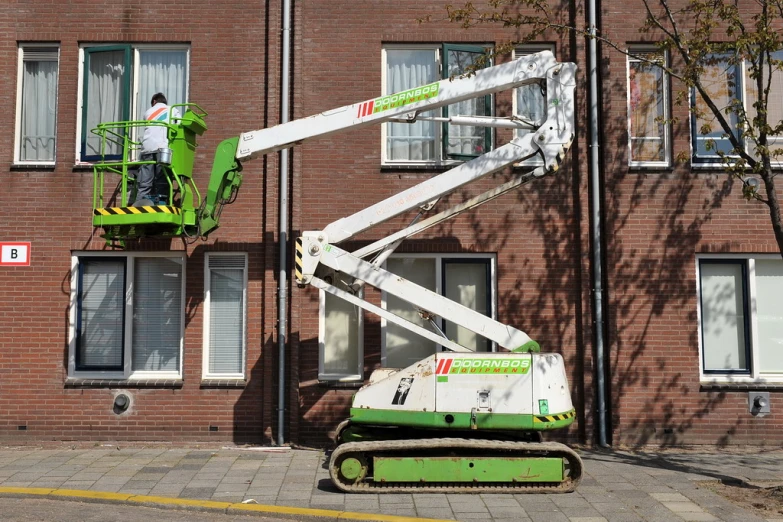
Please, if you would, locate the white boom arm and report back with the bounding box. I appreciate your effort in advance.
[276,50,577,353]
[237,51,572,161]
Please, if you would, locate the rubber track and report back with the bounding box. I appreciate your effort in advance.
[329,438,583,493]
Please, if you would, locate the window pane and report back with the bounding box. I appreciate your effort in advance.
[744,51,783,160]
[386,258,437,368]
[444,261,490,352]
[445,49,488,156]
[514,47,551,165]
[137,50,188,120]
[78,259,124,370]
[84,49,126,158]
[20,48,58,161]
[629,52,666,162]
[756,259,783,373]
[386,49,437,161]
[700,262,748,371]
[693,56,740,159]
[132,258,182,372]
[323,285,361,376]
[208,256,245,375]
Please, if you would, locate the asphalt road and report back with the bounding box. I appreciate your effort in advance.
[0,497,307,522]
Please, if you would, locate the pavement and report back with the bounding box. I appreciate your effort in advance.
[0,443,782,522]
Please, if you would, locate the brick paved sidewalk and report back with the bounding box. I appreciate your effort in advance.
[0,444,781,522]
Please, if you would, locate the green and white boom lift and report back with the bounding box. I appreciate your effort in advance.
[92,51,580,492]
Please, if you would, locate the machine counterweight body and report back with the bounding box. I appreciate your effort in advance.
[350,352,575,431]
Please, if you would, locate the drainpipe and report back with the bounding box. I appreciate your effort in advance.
[588,0,609,447]
[277,0,292,446]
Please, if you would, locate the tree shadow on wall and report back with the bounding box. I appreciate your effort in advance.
[599,62,742,448]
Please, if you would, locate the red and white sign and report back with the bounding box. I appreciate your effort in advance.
[0,242,31,266]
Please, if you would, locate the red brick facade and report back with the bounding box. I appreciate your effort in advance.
[0,0,779,448]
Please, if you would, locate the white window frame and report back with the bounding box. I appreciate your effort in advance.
[380,44,493,167]
[14,44,59,166]
[742,50,783,167]
[380,253,498,367]
[75,43,190,165]
[689,54,744,167]
[513,44,555,167]
[203,252,248,380]
[68,251,186,380]
[696,253,783,384]
[626,47,671,168]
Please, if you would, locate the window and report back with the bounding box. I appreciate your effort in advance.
[627,49,670,167]
[743,50,783,163]
[69,253,185,379]
[697,256,783,382]
[382,44,492,165]
[691,54,743,164]
[690,51,783,165]
[203,253,247,380]
[318,253,496,380]
[15,45,59,164]
[78,44,189,162]
[382,255,494,368]
[513,45,555,166]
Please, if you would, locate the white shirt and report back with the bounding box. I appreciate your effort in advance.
[141,103,181,152]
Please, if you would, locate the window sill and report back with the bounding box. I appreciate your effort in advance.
[700,381,783,391]
[200,379,247,389]
[380,164,457,174]
[628,163,673,172]
[11,163,56,171]
[319,380,365,389]
[65,378,183,388]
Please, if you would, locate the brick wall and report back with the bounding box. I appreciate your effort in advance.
[0,0,278,444]
[598,2,783,446]
[4,0,777,450]
[290,0,591,447]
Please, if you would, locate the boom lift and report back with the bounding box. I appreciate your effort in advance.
[91,50,579,491]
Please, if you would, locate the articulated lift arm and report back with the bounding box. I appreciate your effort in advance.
[198,51,575,237]
[205,50,576,353]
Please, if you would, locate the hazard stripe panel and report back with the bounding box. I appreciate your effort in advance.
[94,205,182,216]
[533,410,576,423]
[294,238,304,283]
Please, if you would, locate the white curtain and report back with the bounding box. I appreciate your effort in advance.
[137,50,188,120]
[628,53,666,162]
[444,261,489,352]
[85,50,126,157]
[20,49,58,161]
[385,258,437,368]
[208,255,245,375]
[756,260,783,373]
[700,262,747,371]
[694,56,739,157]
[132,258,182,372]
[79,259,124,369]
[386,49,437,161]
[744,50,783,159]
[323,283,361,376]
[444,49,484,156]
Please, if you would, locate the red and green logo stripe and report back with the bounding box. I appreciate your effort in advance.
[356,81,440,118]
[436,357,531,375]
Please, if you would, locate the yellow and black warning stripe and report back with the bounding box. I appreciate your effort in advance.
[534,409,576,424]
[294,238,304,283]
[94,205,181,216]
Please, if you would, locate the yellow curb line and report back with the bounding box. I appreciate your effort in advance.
[0,487,452,522]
